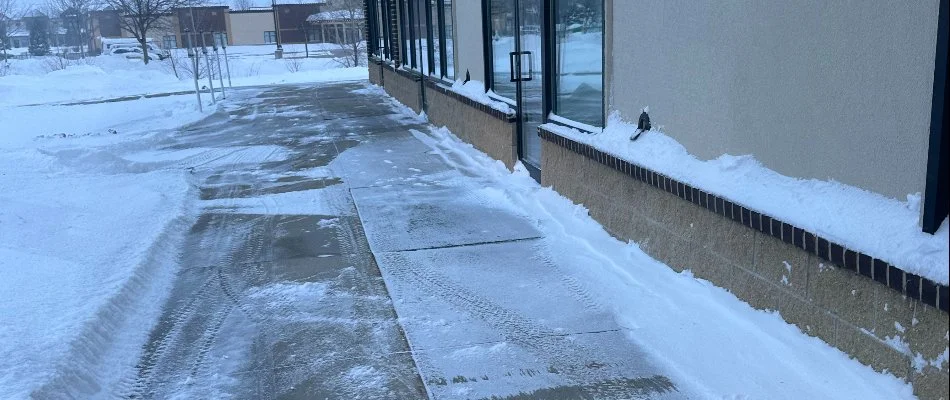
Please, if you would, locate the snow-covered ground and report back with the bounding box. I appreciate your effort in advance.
[0,49,366,398]
[0,98,202,398]
[0,43,366,106]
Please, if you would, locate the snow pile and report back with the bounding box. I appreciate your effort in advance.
[541,112,949,285]
[0,95,208,398]
[408,123,916,400]
[0,95,207,148]
[448,79,514,116]
[0,44,366,106]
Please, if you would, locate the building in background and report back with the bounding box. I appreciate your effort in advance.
[229,8,275,46]
[363,1,949,399]
[82,2,327,52]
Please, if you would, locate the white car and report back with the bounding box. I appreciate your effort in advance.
[108,45,169,61]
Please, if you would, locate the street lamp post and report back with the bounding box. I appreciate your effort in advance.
[271,0,283,59]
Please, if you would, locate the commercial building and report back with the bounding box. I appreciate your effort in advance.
[363,1,949,398]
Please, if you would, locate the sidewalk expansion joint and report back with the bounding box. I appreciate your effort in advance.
[385,236,544,254]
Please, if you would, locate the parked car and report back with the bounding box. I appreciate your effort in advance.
[108,45,169,61]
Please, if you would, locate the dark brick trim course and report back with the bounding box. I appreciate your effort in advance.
[540,127,949,313]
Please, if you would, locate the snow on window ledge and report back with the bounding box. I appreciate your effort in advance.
[541,111,949,285]
[442,80,514,117]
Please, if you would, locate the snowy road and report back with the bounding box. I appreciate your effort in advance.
[113,83,683,399]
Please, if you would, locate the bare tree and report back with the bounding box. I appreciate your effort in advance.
[102,0,192,64]
[0,0,22,61]
[316,0,364,68]
[47,0,100,57]
[231,0,253,11]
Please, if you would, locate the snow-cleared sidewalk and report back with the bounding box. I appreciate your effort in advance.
[0,79,916,399]
[367,89,916,398]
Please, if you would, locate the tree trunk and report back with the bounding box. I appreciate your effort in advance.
[140,38,150,65]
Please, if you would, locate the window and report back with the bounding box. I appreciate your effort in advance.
[373,0,387,58]
[264,31,276,44]
[412,0,430,74]
[488,0,517,99]
[441,0,455,79]
[162,35,177,49]
[429,0,441,77]
[552,0,604,127]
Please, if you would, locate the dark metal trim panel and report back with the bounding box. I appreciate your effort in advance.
[923,0,948,234]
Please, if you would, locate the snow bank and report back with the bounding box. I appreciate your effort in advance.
[0,95,207,148]
[0,44,366,107]
[541,112,949,285]
[0,160,195,399]
[408,123,916,400]
[0,92,209,398]
[447,80,514,116]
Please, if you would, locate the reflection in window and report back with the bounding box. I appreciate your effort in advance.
[430,0,441,77]
[415,0,431,74]
[442,0,455,79]
[554,0,603,127]
[489,0,516,99]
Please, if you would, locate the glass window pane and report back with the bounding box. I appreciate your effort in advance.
[443,0,454,79]
[430,0,440,77]
[376,0,387,57]
[554,0,603,127]
[412,0,430,74]
[489,0,516,99]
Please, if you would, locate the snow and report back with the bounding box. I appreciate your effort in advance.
[0,46,365,397]
[0,150,197,399]
[0,44,366,107]
[541,112,949,285]
[0,75,213,398]
[0,95,207,148]
[447,79,514,116]
[406,122,916,399]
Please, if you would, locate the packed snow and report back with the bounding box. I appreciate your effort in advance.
[540,112,949,285]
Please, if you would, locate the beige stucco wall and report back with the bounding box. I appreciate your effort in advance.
[229,12,275,46]
[608,0,940,200]
[451,0,485,83]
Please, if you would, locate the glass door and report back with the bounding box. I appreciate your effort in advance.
[489,0,545,173]
[517,0,543,169]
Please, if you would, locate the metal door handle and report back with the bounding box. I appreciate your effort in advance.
[510,51,519,82]
[521,51,533,82]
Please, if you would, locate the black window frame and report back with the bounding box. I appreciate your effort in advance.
[481,0,606,131]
